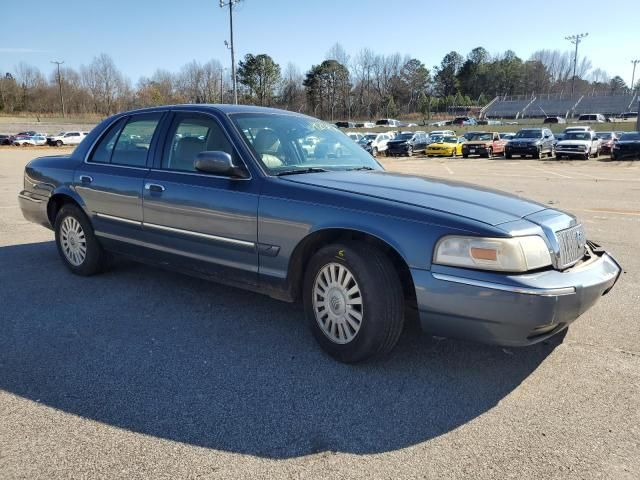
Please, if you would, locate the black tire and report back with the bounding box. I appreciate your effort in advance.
[534,148,542,160]
[56,140,63,147]
[451,148,457,158]
[487,148,493,159]
[583,153,589,161]
[406,146,413,157]
[372,147,378,157]
[54,204,107,276]
[505,152,512,159]
[303,241,404,363]
[462,154,469,158]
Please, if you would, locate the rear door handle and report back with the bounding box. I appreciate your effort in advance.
[79,175,93,184]
[145,183,165,193]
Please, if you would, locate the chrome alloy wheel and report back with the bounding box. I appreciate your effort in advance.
[312,262,363,344]
[60,216,87,266]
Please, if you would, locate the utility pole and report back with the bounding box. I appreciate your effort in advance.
[565,33,588,98]
[219,67,227,103]
[631,60,640,93]
[220,0,242,104]
[51,60,65,117]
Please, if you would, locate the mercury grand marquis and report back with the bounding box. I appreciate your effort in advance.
[18,105,621,362]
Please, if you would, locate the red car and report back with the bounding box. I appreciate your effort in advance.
[462,131,507,158]
[595,132,618,155]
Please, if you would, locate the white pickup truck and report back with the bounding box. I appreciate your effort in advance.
[46,131,88,147]
[555,129,601,160]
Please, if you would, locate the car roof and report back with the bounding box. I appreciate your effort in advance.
[112,104,312,118]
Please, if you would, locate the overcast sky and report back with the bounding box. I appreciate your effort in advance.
[1,0,638,86]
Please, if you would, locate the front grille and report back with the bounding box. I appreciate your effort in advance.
[558,145,581,150]
[555,224,586,268]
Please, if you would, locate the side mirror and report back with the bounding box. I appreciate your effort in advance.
[194,151,248,178]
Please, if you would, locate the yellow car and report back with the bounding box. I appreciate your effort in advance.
[426,135,464,157]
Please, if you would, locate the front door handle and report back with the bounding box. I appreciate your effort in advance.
[145,183,165,193]
[79,175,93,184]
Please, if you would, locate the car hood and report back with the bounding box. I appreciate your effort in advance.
[509,138,542,144]
[557,140,590,146]
[428,142,454,147]
[281,171,546,226]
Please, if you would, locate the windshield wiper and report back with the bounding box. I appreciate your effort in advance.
[275,167,329,176]
[345,166,375,171]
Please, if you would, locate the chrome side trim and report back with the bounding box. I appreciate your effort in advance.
[18,193,44,204]
[94,231,259,272]
[432,273,576,296]
[95,213,142,226]
[143,222,255,248]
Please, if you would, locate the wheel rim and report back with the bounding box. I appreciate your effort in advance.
[60,216,87,266]
[312,262,363,344]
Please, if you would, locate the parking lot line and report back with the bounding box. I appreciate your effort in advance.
[442,164,454,174]
[527,166,573,179]
[577,207,640,217]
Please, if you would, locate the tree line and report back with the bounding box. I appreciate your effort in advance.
[0,43,634,121]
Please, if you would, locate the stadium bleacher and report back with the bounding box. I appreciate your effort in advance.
[483,98,532,118]
[483,93,637,119]
[573,94,636,116]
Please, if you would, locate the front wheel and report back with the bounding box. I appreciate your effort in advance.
[54,204,107,276]
[56,140,63,147]
[372,147,378,157]
[303,242,404,363]
[406,146,413,157]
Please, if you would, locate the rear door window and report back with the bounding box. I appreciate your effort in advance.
[111,114,162,167]
[89,118,126,164]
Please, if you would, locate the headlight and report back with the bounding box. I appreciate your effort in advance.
[433,235,552,272]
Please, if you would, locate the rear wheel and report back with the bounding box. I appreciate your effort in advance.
[303,242,404,363]
[54,204,107,276]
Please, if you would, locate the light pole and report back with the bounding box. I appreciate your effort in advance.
[565,33,588,98]
[50,60,65,117]
[220,0,242,104]
[631,60,640,93]
[219,67,227,103]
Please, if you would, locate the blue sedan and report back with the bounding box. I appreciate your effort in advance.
[18,105,621,362]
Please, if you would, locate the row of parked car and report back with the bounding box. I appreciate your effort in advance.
[347,126,640,161]
[0,130,88,147]
[543,112,638,124]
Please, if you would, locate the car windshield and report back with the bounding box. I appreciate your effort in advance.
[515,130,542,139]
[396,133,414,140]
[596,132,613,139]
[620,132,640,141]
[467,133,492,141]
[441,136,457,143]
[363,134,377,140]
[232,113,382,174]
[375,120,388,125]
[564,132,591,140]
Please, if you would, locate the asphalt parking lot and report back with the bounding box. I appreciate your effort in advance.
[1,147,639,479]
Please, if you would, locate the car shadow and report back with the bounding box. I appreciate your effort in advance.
[0,241,564,458]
